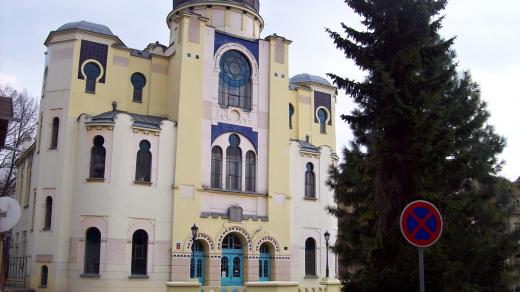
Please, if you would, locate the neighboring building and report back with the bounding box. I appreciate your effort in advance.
[11,0,339,291]
[0,96,13,148]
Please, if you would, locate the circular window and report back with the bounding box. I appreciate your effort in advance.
[318,109,328,123]
[131,73,146,89]
[220,50,252,88]
[84,62,101,80]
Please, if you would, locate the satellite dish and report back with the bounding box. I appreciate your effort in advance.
[0,197,21,233]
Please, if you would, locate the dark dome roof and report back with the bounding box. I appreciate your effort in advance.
[173,0,260,13]
[57,21,114,36]
[290,73,332,87]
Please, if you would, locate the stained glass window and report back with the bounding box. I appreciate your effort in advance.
[211,147,223,189]
[226,135,242,191]
[219,50,252,111]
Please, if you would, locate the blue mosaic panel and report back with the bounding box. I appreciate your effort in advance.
[215,32,259,63]
[211,123,258,151]
[78,40,108,83]
[314,91,332,125]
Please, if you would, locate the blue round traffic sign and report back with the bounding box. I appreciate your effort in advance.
[400,200,443,248]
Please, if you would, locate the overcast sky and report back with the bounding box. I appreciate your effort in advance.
[0,0,518,180]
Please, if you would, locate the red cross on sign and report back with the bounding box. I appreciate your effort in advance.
[400,200,443,248]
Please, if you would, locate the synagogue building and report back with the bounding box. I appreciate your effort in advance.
[11,0,339,291]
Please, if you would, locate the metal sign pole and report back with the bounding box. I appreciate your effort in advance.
[419,248,425,292]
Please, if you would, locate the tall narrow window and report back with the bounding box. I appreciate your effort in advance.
[305,238,316,276]
[131,230,148,276]
[84,62,101,93]
[50,117,59,149]
[135,140,152,182]
[289,104,294,129]
[245,151,256,192]
[226,134,242,191]
[40,265,48,288]
[89,136,106,179]
[211,146,223,189]
[305,163,316,198]
[317,109,328,134]
[84,228,101,275]
[218,50,252,111]
[131,73,146,103]
[43,197,52,230]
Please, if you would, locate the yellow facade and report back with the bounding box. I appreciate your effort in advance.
[10,1,339,291]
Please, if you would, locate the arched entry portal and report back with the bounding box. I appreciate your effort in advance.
[221,234,244,287]
[190,240,206,285]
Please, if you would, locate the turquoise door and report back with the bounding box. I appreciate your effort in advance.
[259,244,271,282]
[190,241,205,285]
[221,234,244,287]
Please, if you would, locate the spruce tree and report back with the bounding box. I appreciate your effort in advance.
[327,0,520,290]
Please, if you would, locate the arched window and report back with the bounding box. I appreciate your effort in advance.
[135,140,152,182]
[218,50,252,111]
[222,234,242,250]
[84,228,101,275]
[50,117,59,149]
[211,146,223,189]
[40,265,48,288]
[245,151,256,192]
[305,163,316,198]
[259,243,271,281]
[84,62,101,93]
[131,230,148,276]
[43,197,52,230]
[226,134,242,191]
[131,73,146,103]
[289,104,294,129]
[89,136,106,179]
[317,108,328,134]
[305,238,316,276]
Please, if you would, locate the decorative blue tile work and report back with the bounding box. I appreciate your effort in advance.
[212,123,258,150]
[78,40,108,83]
[314,91,332,125]
[215,32,259,63]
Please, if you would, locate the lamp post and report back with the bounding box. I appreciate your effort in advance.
[324,231,330,278]
[191,223,198,278]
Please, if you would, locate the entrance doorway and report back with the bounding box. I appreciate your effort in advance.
[221,234,244,287]
[190,240,206,285]
[259,243,271,281]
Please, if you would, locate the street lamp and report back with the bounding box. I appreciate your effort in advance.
[324,231,330,278]
[191,223,198,278]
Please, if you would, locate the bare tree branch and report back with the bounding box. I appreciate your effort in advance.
[0,85,39,197]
